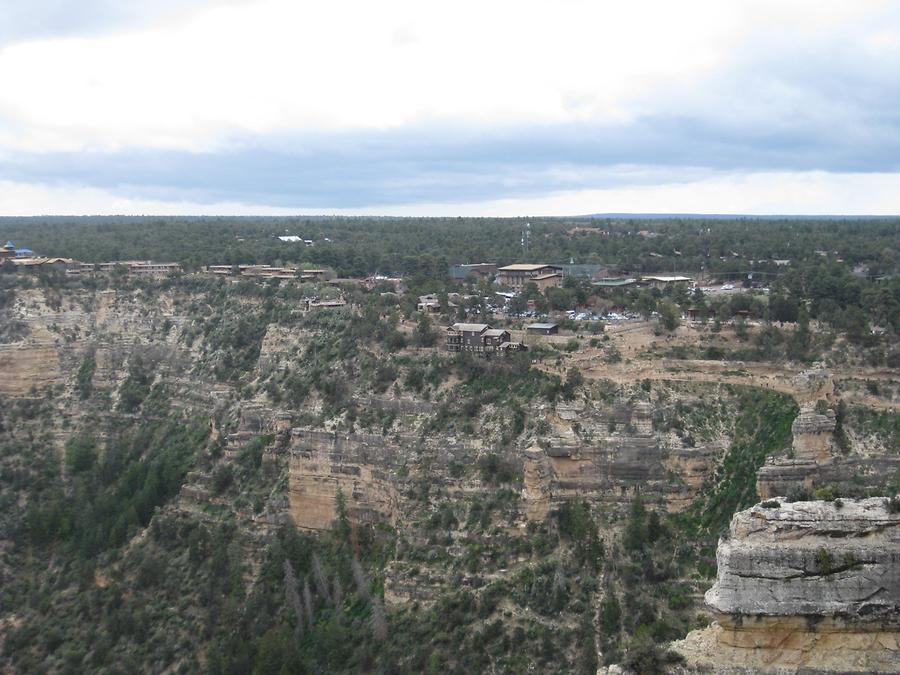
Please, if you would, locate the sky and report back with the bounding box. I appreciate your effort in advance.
[1,0,900,216]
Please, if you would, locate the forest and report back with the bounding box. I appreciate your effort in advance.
[1,215,897,279]
[0,216,898,673]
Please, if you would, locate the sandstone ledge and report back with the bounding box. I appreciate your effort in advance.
[673,616,900,673]
[672,498,900,673]
[706,498,900,620]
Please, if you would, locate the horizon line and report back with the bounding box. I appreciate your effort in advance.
[2,212,900,220]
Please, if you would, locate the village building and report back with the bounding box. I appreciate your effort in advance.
[66,260,182,277]
[11,257,78,272]
[495,264,563,290]
[362,275,407,293]
[417,294,442,313]
[593,277,638,289]
[683,306,715,322]
[445,323,525,354]
[530,272,563,291]
[640,275,692,289]
[559,263,611,279]
[305,298,347,311]
[0,241,36,261]
[206,264,328,281]
[128,262,183,278]
[449,263,499,282]
[526,322,559,335]
[277,235,314,244]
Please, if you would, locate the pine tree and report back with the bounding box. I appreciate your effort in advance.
[312,553,332,606]
[282,560,304,637]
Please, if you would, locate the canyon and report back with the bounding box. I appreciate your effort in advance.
[0,282,897,673]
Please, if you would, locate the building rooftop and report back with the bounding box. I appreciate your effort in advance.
[483,329,507,337]
[642,275,692,282]
[527,323,558,330]
[450,322,489,333]
[498,263,559,272]
[593,277,638,287]
[531,273,562,281]
[10,256,76,266]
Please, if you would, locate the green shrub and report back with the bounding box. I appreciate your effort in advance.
[786,484,814,502]
[65,433,97,473]
[814,486,839,501]
[816,547,833,575]
[76,354,96,399]
[478,453,517,485]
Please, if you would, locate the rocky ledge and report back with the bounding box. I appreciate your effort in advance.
[673,498,900,673]
[708,497,900,620]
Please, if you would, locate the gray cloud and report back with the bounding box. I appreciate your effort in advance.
[3,103,900,208]
[2,3,899,209]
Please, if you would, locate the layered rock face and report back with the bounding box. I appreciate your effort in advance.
[788,406,837,461]
[675,498,900,673]
[707,498,899,619]
[524,397,727,515]
[0,288,189,397]
[287,428,407,530]
[757,401,900,499]
[756,405,836,500]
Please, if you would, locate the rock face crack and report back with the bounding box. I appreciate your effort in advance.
[778,560,877,580]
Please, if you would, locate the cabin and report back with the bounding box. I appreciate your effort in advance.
[526,322,559,335]
[445,323,525,354]
[417,294,442,313]
[683,307,706,322]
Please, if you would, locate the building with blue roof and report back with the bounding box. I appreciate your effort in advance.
[1,241,36,259]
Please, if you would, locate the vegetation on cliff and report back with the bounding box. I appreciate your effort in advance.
[0,216,897,673]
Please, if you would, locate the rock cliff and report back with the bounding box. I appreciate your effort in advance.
[674,498,900,673]
[757,401,900,500]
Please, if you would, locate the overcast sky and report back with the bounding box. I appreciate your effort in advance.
[1,0,899,216]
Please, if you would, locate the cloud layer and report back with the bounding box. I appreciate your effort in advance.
[1,0,899,214]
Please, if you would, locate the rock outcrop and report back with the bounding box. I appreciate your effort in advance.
[757,402,900,500]
[674,498,900,673]
[789,405,837,461]
[522,446,553,521]
[288,428,404,530]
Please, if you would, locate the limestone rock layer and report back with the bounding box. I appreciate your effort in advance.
[675,498,900,673]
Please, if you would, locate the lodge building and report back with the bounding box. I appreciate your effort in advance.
[495,264,563,290]
[445,323,525,354]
